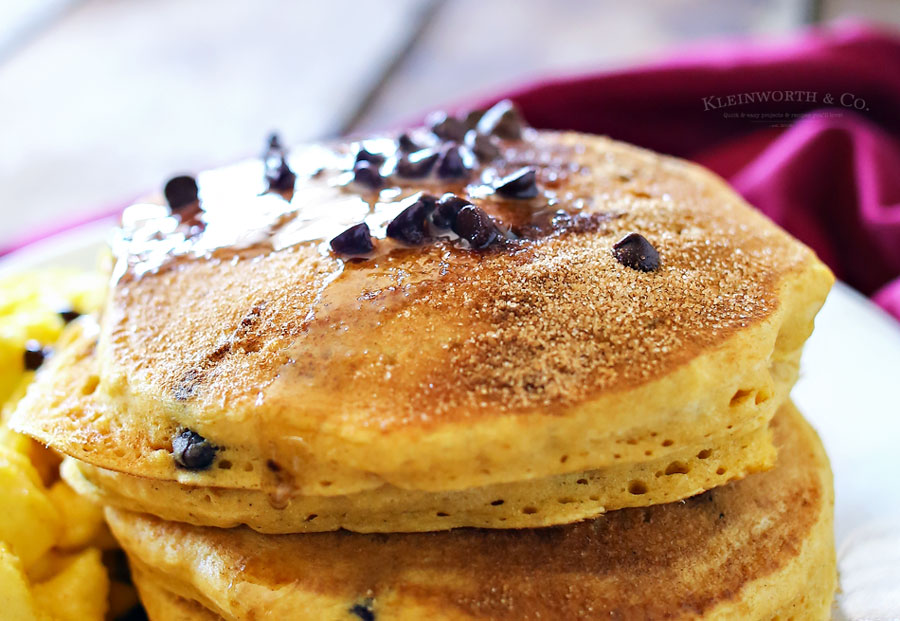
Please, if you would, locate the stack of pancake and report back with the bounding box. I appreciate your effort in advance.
[12,103,837,620]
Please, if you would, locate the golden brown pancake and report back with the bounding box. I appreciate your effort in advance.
[133,572,221,621]
[108,402,836,620]
[63,417,773,533]
[13,127,831,529]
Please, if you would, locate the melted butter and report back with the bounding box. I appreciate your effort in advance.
[112,145,350,280]
[111,130,594,288]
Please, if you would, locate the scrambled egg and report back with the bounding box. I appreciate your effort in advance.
[0,269,134,621]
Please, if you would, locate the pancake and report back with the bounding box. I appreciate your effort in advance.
[33,317,779,532]
[133,571,220,621]
[63,415,773,532]
[107,402,836,620]
[13,123,831,526]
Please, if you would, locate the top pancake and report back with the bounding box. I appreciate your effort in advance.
[12,125,833,496]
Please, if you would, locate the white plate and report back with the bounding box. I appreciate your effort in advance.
[2,225,899,620]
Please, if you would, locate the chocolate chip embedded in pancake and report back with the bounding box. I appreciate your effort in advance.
[107,402,836,621]
[62,417,774,534]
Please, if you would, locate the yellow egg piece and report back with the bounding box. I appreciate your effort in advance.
[47,481,105,550]
[31,549,109,621]
[0,542,38,621]
[0,446,61,568]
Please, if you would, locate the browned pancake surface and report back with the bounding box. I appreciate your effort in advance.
[104,132,809,427]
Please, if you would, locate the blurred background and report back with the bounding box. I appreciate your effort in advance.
[1,0,898,251]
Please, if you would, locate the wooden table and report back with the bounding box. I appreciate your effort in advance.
[1,0,897,250]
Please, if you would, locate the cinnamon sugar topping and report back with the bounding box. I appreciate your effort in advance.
[111,129,811,426]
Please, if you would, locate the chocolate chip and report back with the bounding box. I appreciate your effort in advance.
[173,429,216,470]
[386,195,436,246]
[262,133,297,192]
[495,167,538,199]
[23,341,50,371]
[436,143,470,179]
[396,150,439,179]
[355,148,386,165]
[266,132,284,151]
[58,307,81,323]
[353,161,383,189]
[430,112,467,142]
[265,157,296,192]
[465,130,501,162]
[477,99,525,140]
[349,601,375,621]
[163,175,199,210]
[612,232,660,272]
[464,109,485,129]
[453,204,498,249]
[432,194,471,229]
[397,133,421,153]
[330,223,374,256]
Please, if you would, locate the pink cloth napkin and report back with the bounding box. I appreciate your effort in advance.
[486,21,900,321]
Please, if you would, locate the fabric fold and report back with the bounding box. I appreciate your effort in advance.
[486,22,900,319]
